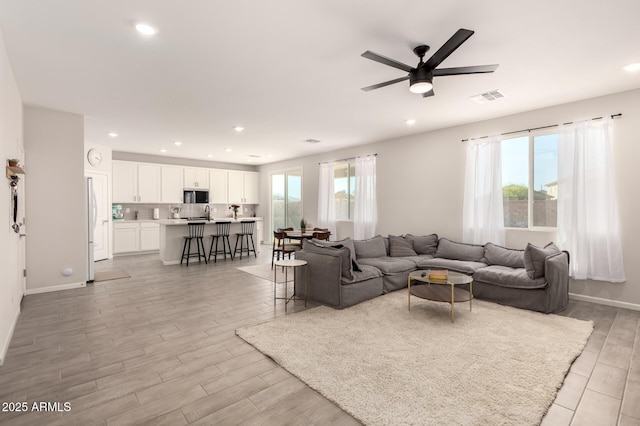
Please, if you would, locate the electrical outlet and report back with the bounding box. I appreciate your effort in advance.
[125,208,130,213]
[213,208,217,213]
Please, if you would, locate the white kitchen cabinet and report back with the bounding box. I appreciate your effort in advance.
[243,172,259,204]
[209,169,228,203]
[140,223,160,251]
[161,165,183,203]
[112,162,137,203]
[137,164,161,203]
[184,167,209,189]
[228,171,260,204]
[112,161,161,203]
[113,222,139,253]
[113,222,160,254]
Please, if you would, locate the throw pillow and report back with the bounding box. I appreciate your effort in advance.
[523,242,560,279]
[404,233,438,255]
[353,235,387,259]
[484,243,525,269]
[389,235,418,257]
[435,238,485,262]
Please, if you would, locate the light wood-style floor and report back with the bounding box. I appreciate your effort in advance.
[0,247,638,425]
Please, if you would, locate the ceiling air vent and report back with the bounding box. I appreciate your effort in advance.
[470,89,505,104]
[248,154,261,158]
[303,138,321,144]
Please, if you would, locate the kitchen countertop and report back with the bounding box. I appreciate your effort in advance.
[159,217,263,225]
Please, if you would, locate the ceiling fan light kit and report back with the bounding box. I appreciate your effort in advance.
[361,28,499,98]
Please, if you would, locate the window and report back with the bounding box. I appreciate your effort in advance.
[501,133,558,228]
[334,161,355,220]
[271,169,302,232]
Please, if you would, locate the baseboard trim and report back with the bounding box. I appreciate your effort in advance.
[26,281,86,295]
[569,292,640,311]
[162,260,181,265]
[0,305,21,366]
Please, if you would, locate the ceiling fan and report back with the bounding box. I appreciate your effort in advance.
[361,28,498,98]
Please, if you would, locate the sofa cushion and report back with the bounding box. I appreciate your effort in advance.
[404,233,438,255]
[357,257,416,274]
[473,265,547,289]
[310,237,360,272]
[302,241,354,280]
[401,255,436,269]
[416,257,488,275]
[435,238,485,262]
[484,243,525,269]
[354,235,387,259]
[389,235,418,257]
[524,242,560,279]
[341,264,383,285]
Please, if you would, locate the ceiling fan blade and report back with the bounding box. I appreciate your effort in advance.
[434,64,499,76]
[361,76,409,92]
[424,29,474,70]
[361,51,414,73]
[422,89,435,98]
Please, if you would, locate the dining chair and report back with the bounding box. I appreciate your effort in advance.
[272,231,299,269]
[312,231,331,241]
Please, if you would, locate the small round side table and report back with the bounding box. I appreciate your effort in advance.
[273,259,308,311]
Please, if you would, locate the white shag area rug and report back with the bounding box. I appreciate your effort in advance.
[236,291,593,426]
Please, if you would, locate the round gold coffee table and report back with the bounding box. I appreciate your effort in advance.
[408,270,473,322]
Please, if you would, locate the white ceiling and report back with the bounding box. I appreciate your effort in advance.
[1,0,639,165]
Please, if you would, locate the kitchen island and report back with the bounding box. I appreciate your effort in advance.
[159,218,263,265]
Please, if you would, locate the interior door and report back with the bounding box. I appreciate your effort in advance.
[87,172,109,261]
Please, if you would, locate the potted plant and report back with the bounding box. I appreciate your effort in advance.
[229,204,240,220]
[300,218,307,234]
[7,159,19,167]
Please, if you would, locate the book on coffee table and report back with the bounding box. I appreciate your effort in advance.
[428,269,448,280]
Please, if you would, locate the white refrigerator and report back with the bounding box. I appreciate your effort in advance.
[87,177,96,283]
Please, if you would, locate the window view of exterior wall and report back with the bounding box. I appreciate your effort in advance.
[334,161,355,220]
[502,134,558,228]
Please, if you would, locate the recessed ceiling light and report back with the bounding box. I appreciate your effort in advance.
[207,154,213,158]
[135,23,158,35]
[225,148,232,152]
[267,154,273,158]
[173,141,182,146]
[405,119,416,125]
[108,132,118,138]
[623,63,640,72]
[234,126,244,132]
[159,149,167,153]
[247,158,252,162]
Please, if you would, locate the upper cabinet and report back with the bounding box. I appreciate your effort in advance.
[113,161,260,205]
[113,161,161,203]
[209,169,228,204]
[161,165,183,203]
[228,171,259,204]
[184,167,209,189]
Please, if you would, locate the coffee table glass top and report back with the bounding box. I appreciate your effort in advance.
[408,270,473,285]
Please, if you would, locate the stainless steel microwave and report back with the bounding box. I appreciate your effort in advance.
[183,190,209,204]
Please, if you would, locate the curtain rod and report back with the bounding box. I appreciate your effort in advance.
[318,153,377,165]
[461,113,622,143]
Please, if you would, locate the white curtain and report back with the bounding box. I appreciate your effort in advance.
[462,135,505,245]
[354,155,377,239]
[317,162,337,236]
[557,117,626,282]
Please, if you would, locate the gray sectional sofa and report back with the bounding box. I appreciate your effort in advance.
[294,234,569,313]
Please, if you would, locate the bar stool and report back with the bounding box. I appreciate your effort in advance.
[234,220,257,259]
[208,221,233,262]
[181,222,207,266]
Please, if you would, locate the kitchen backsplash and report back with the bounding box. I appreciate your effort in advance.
[114,203,258,220]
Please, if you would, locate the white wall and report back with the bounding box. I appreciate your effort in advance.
[24,106,86,293]
[258,88,640,308]
[0,27,23,365]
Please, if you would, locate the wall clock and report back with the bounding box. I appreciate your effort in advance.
[87,148,103,166]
